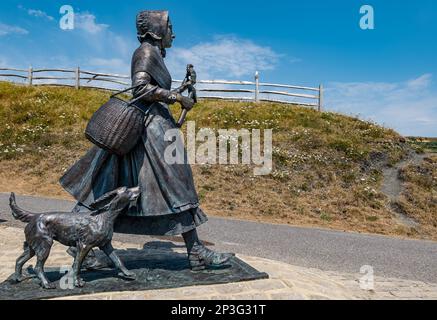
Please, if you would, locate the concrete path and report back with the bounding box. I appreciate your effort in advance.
[1,225,436,300]
[0,193,436,284]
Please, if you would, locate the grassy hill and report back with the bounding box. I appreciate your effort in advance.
[407,137,437,153]
[0,82,436,240]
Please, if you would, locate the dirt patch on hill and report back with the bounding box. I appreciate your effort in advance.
[381,152,431,228]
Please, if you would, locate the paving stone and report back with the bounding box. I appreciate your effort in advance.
[214,283,250,294]
[247,279,286,291]
[231,292,271,300]
[112,293,151,300]
[308,294,332,300]
[1,225,436,301]
[180,286,219,297]
[268,291,307,300]
[209,295,240,300]
[389,291,427,299]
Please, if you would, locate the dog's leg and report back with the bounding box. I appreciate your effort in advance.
[34,242,55,290]
[72,244,93,288]
[101,243,136,280]
[14,242,35,282]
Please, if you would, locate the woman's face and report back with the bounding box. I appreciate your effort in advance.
[162,21,175,49]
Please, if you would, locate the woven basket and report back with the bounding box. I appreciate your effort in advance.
[85,95,147,156]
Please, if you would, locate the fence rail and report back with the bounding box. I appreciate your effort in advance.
[0,66,323,111]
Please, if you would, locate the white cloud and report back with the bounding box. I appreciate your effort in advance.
[87,58,130,73]
[75,12,109,34]
[72,12,136,65]
[406,73,432,90]
[111,35,135,58]
[27,9,54,21]
[71,12,135,73]
[0,23,29,36]
[326,74,437,137]
[82,58,130,90]
[166,36,282,80]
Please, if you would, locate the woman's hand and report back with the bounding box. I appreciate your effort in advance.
[176,93,195,111]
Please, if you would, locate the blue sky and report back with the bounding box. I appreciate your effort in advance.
[1,0,436,136]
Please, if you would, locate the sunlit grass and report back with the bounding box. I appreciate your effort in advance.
[2,82,434,240]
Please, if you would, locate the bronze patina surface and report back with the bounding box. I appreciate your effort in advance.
[0,246,268,300]
[59,10,233,271]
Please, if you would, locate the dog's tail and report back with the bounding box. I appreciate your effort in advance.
[9,193,35,223]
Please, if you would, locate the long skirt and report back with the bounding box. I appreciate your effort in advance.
[60,102,208,236]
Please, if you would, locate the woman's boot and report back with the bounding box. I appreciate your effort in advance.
[183,229,234,271]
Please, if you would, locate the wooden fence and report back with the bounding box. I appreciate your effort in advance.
[0,67,323,111]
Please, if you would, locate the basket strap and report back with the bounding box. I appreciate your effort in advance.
[111,83,161,109]
[110,83,144,98]
[126,85,159,106]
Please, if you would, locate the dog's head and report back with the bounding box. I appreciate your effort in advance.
[90,187,141,212]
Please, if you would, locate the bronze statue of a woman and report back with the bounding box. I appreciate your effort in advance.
[60,10,232,270]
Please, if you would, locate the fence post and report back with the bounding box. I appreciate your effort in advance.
[75,67,80,89]
[27,66,33,86]
[318,84,323,112]
[255,71,260,102]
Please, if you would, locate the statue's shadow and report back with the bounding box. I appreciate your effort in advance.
[0,241,268,300]
[42,240,209,283]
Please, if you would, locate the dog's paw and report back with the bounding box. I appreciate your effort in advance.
[74,278,86,288]
[13,273,37,283]
[42,282,57,290]
[119,271,136,281]
[12,273,24,283]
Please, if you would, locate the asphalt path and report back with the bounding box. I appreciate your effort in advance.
[0,193,435,283]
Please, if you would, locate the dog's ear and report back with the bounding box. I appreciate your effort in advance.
[89,189,120,210]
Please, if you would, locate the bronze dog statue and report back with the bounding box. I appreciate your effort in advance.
[9,187,140,289]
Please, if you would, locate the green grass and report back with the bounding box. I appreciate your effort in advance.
[407,137,437,154]
[0,82,405,164]
[4,81,434,240]
[0,82,109,159]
